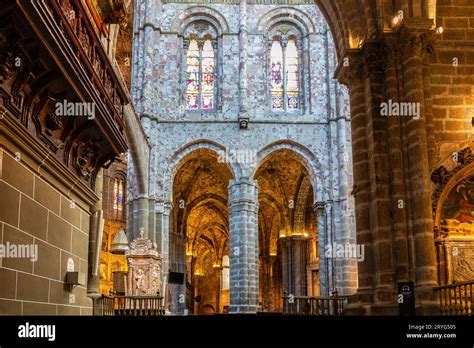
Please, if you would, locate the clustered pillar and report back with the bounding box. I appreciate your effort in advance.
[228,178,259,313]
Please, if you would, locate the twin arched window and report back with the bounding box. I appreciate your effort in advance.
[270,38,300,111]
[183,22,301,112]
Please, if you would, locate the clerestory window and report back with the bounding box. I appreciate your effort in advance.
[270,37,300,112]
[185,37,216,110]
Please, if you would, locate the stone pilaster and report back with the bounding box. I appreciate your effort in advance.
[155,200,172,280]
[132,0,161,116]
[314,201,329,296]
[238,0,248,117]
[336,51,375,308]
[228,177,259,313]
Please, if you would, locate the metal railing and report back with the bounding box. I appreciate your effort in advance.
[436,281,474,316]
[282,294,347,316]
[94,295,165,316]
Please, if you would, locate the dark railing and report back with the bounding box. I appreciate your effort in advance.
[94,295,165,316]
[436,281,474,316]
[282,294,347,316]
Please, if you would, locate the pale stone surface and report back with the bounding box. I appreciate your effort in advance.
[129,0,357,313]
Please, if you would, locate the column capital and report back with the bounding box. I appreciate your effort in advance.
[313,201,326,216]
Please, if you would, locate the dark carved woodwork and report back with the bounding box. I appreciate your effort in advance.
[0,0,128,188]
[431,147,474,222]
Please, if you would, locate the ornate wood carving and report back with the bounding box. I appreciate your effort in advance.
[0,1,128,188]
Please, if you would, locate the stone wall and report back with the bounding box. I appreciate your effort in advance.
[430,0,474,164]
[0,111,93,315]
[131,0,357,313]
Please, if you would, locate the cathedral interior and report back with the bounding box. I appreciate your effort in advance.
[0,0,473,319]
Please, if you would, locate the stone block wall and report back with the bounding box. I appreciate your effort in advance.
[0,112,94,315]
[430,0,474,163]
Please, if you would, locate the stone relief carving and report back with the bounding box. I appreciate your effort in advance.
[126,230,163,296]
[453,247,474,282]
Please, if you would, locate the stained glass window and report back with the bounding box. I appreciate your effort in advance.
[186,39,200,109]
[201,40,215,109]
[270,38,300,111]
[117,180,123,211]
[185,38,215,110]
[270,40,284,111]
[113,179,118,210]
[286,39,299,110]
[113,178,124,212]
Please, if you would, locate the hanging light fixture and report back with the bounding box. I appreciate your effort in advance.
[110,226,129,254]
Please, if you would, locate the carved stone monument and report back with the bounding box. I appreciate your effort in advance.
[126,229,162,296]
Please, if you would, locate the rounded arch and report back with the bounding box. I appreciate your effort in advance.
[253,140,323,202]
[256,7,316,36]
[165,139,241,200]
[171,6,230,37]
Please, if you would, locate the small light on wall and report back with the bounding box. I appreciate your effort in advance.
[436,26,444,34]
[392,10,404,28]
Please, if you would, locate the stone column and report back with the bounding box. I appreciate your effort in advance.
[88,169,104,300]
[400,24,438,304]
[337,53,375,301]
[215,266,222,313]
[362,42,395,304]
[330,86,358,296]
[228,178,259,313]
[155,199,172,310]
[384,38,410,284]
[314,201,329,296]
[281,236,308,296]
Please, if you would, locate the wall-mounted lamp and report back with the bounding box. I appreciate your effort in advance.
[65,272,85,291]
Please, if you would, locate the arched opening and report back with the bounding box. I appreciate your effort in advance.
[170,148,234,314]
[254,149,318,312]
